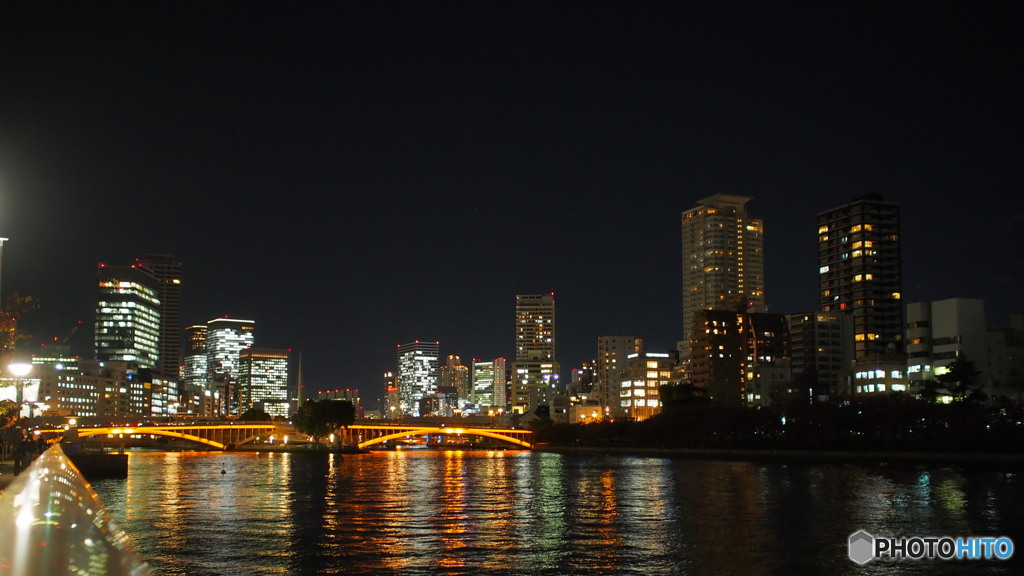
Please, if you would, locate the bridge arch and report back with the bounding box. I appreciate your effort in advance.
[65,425,276,450]
[344,425,533,450]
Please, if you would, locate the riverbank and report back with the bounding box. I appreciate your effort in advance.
[533,445,1024,466]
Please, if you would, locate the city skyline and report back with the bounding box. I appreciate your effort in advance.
[1,2,1021,399]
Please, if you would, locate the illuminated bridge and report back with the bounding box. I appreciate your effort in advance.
[48,423,279,450]
[340,423,533,449]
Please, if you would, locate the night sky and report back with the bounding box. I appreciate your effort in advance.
[1,2,1021,403]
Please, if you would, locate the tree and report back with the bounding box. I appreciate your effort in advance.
[0,293,39,358]
[239,407,272,421]
[292,400,355,447]
[937,357,985,403]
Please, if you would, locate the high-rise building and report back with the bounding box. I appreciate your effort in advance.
[817,194,903,359]
[206,317,255,416]
[179,324,209,415]
[511,294,560,414]
[438,355,470,407]
[596,336,641,416]
[95,263,162,370]
[515,293,556,362]
[681,195,765,358]
[238,348,292,417]
[396,340,439,417]
[471,358,506,410]
[136,254,182,379]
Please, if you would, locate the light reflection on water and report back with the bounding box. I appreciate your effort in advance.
[89,451,1023,576]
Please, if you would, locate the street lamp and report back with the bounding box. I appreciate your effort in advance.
[8,362,32,414]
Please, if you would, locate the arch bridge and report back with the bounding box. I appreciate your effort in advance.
[341,424,533,449]
[53,424,278,450]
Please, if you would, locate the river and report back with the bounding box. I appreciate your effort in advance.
[88,449,1023,575]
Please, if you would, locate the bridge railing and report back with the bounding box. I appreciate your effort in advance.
[0,443,151,575]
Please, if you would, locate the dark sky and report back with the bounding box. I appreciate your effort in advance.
[1,2,1021,403]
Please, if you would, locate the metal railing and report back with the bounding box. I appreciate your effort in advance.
[0,443,150,575]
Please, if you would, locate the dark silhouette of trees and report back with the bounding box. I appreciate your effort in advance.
[239,407,272,421]
[293,400,355,447]
[937,357,985,402]
[0,293,38,358]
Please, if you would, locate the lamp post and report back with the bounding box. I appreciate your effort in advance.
[7,362,31,414]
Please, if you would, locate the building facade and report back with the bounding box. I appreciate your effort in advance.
[817,194,903,360]
[95,263,162,370]
[511,294,560,414]
[688,310,791,406]
[396,341,439,417]
[136,254,182,379]
[787,311,854,400]
[238,348,292,417]
[620,351,676,420]
[596,336,641,416]
[681,195,765,359]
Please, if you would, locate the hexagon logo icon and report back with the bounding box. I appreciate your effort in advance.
[848,530,875,565]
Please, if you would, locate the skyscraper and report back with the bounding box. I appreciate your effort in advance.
[206,317,256,379]
[136,254,182,379]
[396,340,439,417]
[206,317,255,416]
[514,293,556,362]
[95,263,162,370]
[511,293,559,414]
[817,194,903,359]
[681,195,765,357]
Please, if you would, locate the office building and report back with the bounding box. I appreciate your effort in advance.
[136,254,182,379]
[681,195,765,359]
[238,348,292,417]
[471,358,506,410]
[95,263,162,370]
[396,340,439,417]
[817,194,903,359]
[180,324,209,415]
[206,317,255,416]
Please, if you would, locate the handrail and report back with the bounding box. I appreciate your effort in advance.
[0,444,150,575]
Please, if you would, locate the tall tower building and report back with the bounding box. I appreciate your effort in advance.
[681,195,765,358]
[95,263,162,370]
[206,317,255,379]
[136,254,182,378]
[180,324,209,415]
[511,293,560,414]
[206,317,255,416]
[396,340,439,417]
[817,194,903,359]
